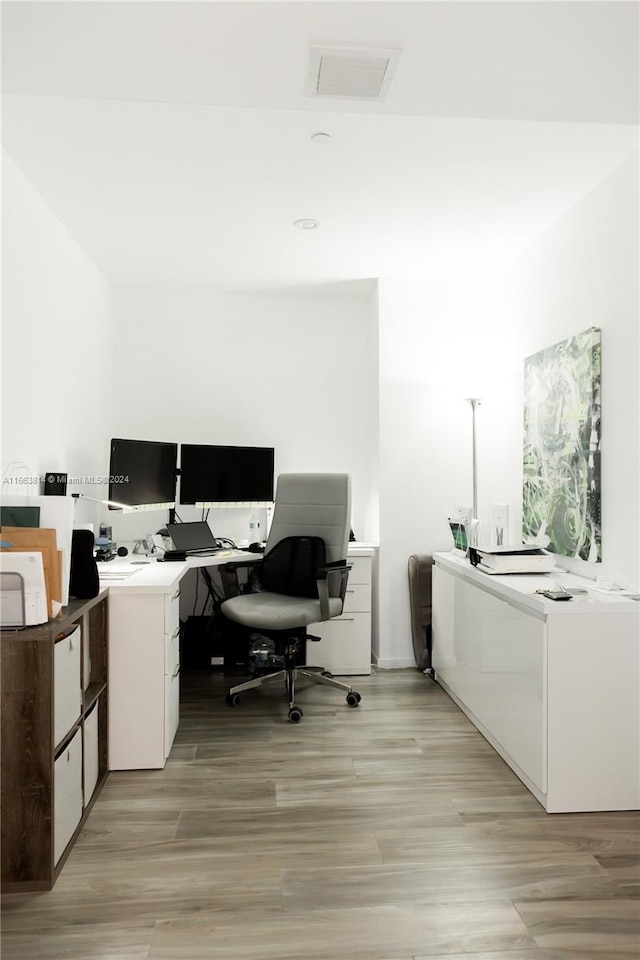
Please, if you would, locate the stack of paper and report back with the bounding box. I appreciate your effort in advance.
[98,567,138,581]
[1,495,74,604]
[0,526,62,623]
[473,545,555,575]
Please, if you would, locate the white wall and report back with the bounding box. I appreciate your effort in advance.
[1,154,114,528]
[510,152,639,590]
[376,154,639,668]
[109,283,378,547]
[376,278,523,667]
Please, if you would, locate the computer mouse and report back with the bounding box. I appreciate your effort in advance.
[248,542,265,553]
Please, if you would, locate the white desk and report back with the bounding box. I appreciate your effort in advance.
[101,544,375,769]
[432,551,640,812]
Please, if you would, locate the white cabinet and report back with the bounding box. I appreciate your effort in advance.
[435,573,546,793]
[308,547,374,676]
[108,586,181,770]
[432,552,640,813]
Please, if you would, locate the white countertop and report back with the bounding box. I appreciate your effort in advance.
[434,550,640,617]
[98,549,257,593]
[100,542,376,594]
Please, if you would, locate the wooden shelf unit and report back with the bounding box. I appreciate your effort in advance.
[1,590,109,891]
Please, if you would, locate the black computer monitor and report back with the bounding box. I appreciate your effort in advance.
[179,444,275,504]
[108,438,178,509]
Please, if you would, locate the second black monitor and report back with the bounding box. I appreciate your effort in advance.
[179,444,274,504]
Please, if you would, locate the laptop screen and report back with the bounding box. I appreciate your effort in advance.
[167,521,217,551]
[448,519,468,553]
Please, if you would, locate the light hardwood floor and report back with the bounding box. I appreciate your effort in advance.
[2,668,639,959]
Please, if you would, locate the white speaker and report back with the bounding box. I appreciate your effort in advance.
[490,504,510,546]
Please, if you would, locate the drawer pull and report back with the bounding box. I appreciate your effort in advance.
[339,617,355,622]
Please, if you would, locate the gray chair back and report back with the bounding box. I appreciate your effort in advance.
[265,474,351,565]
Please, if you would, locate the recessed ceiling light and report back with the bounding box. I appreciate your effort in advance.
[293,219,319,230]
[310,132,332,143]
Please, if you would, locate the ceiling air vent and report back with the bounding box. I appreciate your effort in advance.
[307,45,401,101]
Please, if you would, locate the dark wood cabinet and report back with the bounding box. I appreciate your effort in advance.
[1,591,109,891]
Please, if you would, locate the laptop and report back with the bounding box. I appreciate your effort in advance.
[166,522,222,556]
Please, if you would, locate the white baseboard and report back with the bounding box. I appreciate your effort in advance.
[372,654,417,670]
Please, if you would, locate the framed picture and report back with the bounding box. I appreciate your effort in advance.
[523,326,601,562]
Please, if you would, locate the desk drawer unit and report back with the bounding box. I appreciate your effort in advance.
[309,550,373,675]
[164,589,181,758]
[109,587,181,770]
[164,589,181,675]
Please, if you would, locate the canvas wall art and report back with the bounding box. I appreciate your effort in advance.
[523,326,601,562]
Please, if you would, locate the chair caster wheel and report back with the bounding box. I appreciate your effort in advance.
[321,670,334,678]
[346,692,361,707]
[226,694,240,707]
[288,706,303,723]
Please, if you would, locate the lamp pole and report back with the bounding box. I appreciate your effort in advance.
[466,398,481,520]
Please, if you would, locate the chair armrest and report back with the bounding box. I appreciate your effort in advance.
[316,563,352,621]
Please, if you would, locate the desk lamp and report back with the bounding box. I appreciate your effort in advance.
[71,493,137,511]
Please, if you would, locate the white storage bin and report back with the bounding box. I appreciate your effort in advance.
[54,626,82,748]
[83,702,99,806]
[54,727,83,864]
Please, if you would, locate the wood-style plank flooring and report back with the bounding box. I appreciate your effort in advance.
[2,668,639,959]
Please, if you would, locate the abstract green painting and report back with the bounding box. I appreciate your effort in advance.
[523,327,601,562]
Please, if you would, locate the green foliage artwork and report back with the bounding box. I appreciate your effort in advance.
[523,327,601,562]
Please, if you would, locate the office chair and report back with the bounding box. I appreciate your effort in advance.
[221,473,362,722]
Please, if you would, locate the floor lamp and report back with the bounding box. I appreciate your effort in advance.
[466,398,481,540]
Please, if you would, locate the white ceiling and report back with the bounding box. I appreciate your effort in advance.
[2,1,639,287]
